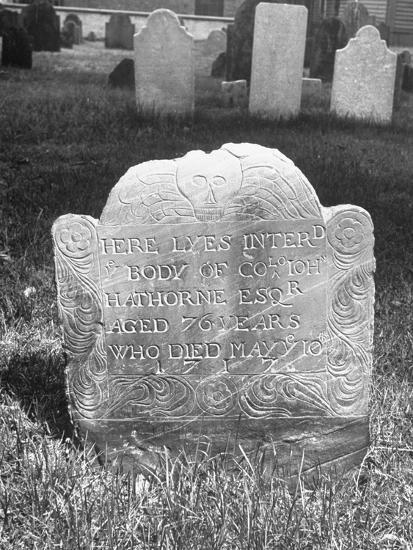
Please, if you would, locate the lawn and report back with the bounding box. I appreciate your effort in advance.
[0,42,412,549]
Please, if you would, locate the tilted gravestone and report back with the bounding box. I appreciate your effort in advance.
[310,17,348,81]
[53,143,375,479]
[331,26,397,123]
[134,9,194,116]
[249,3,307,119]
[23,0,60,52]
[105,13,134,50]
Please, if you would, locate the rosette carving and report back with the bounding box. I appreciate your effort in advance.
[196,376,238,416]
[325,208,375,415]
[53,215,108,419]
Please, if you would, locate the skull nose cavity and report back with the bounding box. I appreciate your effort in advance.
[206,185,217,205]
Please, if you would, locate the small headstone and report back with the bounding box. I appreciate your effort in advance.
[23,0,60,52]
[108,58,135,89]
[203,29,226,56]
[52,142,375,479]
[302,77,322,97]
[63,20,81,46]
[64,14,82,44]
[230,0,278,82]
[221,80,248,108]
[342,1,370,38]
[249,3,307,119]
[310,17,348,81]
[134,9,194,116]
[105,13,134,50]
[64,14,82,41]
[1,26,32,69]
[86,31,96,42]
[331,26,397,123]
[211,52,226,78]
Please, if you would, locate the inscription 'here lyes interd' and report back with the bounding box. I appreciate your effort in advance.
[53,143,375,477]
[98,221,327,377]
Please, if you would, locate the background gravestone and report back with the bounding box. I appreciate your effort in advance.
[23,0,60,52]
[0,8,22,34]
[221,80,248,108]
[64,13,82,41]
[203,29,226,56]
[331,25,397,123]
[134,9,194,116]
[249,3,307,119]
[341,1,371,38]
[310,17,348,81]
[105,13,134,50]
[108,58,135,89]
[211,52,226,77]
[52,143,375,479]
[1,26,32,69]
[63,20,81,46]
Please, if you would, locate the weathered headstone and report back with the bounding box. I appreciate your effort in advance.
[105,13,135,50]
[249,3,307,119]
[64,13,83,41]
[331,26,397,123]
[310,17,348,81]
[203,29,226,56]
[109,58,135,89]
[52,143,375,479]
[221,80,248,108]
[341,1,370,38]
[1,26,32,69]
[23,0,60,52]
[230,0,278,82]
[134,9,194,116]
[63,20,81,46]
[302,77,322,97]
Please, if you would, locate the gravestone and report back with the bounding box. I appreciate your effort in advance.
[109,58,135,89]
[0,8,22,34]
[23,0,60,52]
[1,27,32,69]
[63,20,81,46]
[310,17,348,81]
[341,1,370,38]
[105,13,134,50]
[249,3,307,119]
[302,77,322,97]
[64,14,83,41]
[230,0,278,82]
[134,9,194,116]
[203,29,226,56]
[331,26,397,123]
[52,143,375,479]
[221,80,248,108]
[399,51,413,92]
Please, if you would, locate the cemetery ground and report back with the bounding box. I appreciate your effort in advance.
[0,41,412,549]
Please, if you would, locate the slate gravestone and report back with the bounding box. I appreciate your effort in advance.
[310,17,348,81]
[249,3,307,119]
[1,27,32,69]
[105,13,134,50]
[134,9,194,116]
[203,29,226,56]
[53,143,375,479]
[63,20,81,46]
[109,58,135,89]
[23,0,60,52]
[342,1,370,38]
[331,26,397,123]
[64,14,82,41]
[221,80,248,108]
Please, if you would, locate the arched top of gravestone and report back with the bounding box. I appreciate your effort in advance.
[100,143,322,225]
[65,13,82,26]
[340,25,395,57]
[137,9,190,40]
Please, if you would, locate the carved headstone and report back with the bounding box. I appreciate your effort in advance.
[249,3,307,119]
[134,10,194,116]
[310,17,348,81]
[53,143,375,479]
[221,80,248,108]
[341,1,370,38]
[105,13,134,50]
[331,26,397,123]
[23,0,60,52]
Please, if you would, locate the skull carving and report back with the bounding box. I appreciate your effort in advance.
[176,149,242,221]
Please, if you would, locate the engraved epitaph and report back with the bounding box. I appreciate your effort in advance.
[53,144,375,478]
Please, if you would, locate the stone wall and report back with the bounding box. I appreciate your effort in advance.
[62,0,195,15]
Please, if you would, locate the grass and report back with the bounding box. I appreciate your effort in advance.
[0,42,412,548]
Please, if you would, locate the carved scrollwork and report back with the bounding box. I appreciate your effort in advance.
[53,215,108,419]
[196,376,238,416]
[325,208,375,415]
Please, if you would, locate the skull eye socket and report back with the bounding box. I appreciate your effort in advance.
[212,176,226,187]
[192,175,207,187]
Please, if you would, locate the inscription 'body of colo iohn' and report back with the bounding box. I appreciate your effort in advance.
[53,143,375,477]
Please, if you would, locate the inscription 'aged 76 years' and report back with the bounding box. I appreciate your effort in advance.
[53,143,375,478]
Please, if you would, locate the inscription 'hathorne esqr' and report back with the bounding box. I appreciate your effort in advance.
[53,143,375,477]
